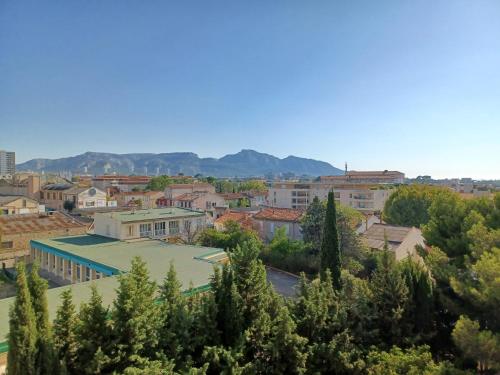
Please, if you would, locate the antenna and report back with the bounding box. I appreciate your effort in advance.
[345,162,348,175]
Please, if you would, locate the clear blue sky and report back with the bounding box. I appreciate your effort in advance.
[1,1,499,179]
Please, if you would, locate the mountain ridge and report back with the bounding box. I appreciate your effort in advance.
[16,150,343,177]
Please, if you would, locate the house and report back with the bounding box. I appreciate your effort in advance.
[172,192,228,217]
[0,212,88,267]
[164,183,216,205]
[93,207,207,242]
[40,184,111,211]
[91,175,151,192]
[243,190,268,207]
[361,223,425,261]
[115,191,164,209]
[253,207,304,241]
[214,211,255,231]
[0,195,42,215]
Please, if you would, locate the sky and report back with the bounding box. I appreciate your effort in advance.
[1,1,499,179]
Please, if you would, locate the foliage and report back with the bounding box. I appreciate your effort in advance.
[63,200,75,212]
[146,175,193,191]
[198,220,261,252]
[300,196,325,251]
[320,191,342,289]
[53,289,79,374]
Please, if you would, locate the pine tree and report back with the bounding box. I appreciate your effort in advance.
[53,289,79,374]
[111,257,159,371]
[29,261,55,375]
[7,262,37,375]
[370,249,409,348]
[320,191,342,290]
[76,284,112,374]
[300,196,326,251]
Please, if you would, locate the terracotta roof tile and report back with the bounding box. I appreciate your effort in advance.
[253,207,303,222]
[0,212,87,235]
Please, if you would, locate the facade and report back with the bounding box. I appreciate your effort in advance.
[320,170,405,184]
[268,181,392,213]
[91,175,151,192]
[0,195,42,215]
[0,212,87,267]
[253,207,304,241]
[164,183,216,202]
[172,192,228,217]
[361,223,425,261]
[93,207,207,241]
[0,151,15,180]
[40,184,110,211]
[115,191,164,209]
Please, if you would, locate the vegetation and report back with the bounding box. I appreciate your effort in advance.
[6,190,500,374]
[63,200,75,213]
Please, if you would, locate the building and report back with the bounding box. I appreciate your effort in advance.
[0,195,42,215]
[40,184,109,211]
[268,181,392,213]
[253,207,304,241]
[0,212,88,267]
[164,183,216,203]
[214,211,255,231]
[91,175,151,192]
[172,192,228,217]
[0,151,15,180]
[320,170,405,184]
[243,190,268,207]
[93,207,207,242]
[361,223,425,261]
[114,191,164,209]
[0,175,41,200]
[0,234,226,346]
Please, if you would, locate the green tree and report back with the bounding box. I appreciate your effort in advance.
[53,289,79,374]
[111,257,159,371]
[370,250,409,348]
[29,261,55,374]
[452,315,500,373]
[76,284,112,374]
[7,262,37,375]
[63,200,75,213]
[300,196,325,251]
[320,191,341,289]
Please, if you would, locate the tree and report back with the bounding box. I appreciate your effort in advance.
[53,289,79,374]
[7,262,37,375]
[370,249,409,348]
[111,257,159,371]
[452,315,500,373]
[29,261,55,374]
[300,196,325,251]
[320,191,341,290]
[76,284,113,374]
[63,200,75,213]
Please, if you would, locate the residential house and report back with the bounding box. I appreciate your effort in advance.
[93,207,207,242]
[253,207,304,241]
[243,190,268,207]
[0,212,87,267]
[164,183,216,205]
[172,192,227,217]
[214,211,255,231]
[0,195,42,215]
[361,223,425,261]
[40,184,110,211]
[115,191,164,209]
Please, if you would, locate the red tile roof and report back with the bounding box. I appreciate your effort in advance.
[215,211,254,230]
[253,207,303,222]
[0,212,87,235]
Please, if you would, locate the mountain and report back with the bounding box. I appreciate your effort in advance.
[17,150,342,177]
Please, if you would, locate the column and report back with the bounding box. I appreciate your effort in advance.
[79,265,85,283]
[71,262,78,284]
[62,259,69,281]
[91,269,97,280]
[48,253,54,274]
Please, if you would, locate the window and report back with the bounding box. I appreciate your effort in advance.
[85,201,95,207]
[169,221,179,235]
[128,225,134,236]
[22,199,27,208]
[139,223,152,237]
[154,222,166,236]
[0,241,13,249]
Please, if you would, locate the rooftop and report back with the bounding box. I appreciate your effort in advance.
[0,235,225,341]
[42,183,73,191]
[0,212,87,235]
[254,207,303,222]
[0,195,37,205]
[361,223,415,250]
[214,211,254,230]
[96,207,205,222]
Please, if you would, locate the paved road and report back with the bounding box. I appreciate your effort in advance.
[266,267,299,298]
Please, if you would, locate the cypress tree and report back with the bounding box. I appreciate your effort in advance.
[53,289,79,374]
[76,284,112,374]
[7,261,37,375]
[111,256,159,371]
[29,261,55,375]
[320,191,342,290]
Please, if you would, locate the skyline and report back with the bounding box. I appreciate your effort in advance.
[1,1,500,179]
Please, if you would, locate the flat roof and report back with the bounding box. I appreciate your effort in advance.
[0,234,225,342]
[97,207,205,223]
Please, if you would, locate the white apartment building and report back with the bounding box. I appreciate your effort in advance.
[268,182,392,213]
[93,207,206,241]
[0,150,15,180]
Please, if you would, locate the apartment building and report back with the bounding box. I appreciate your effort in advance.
[40,184,109,211]
[0,150,15,180]
[93,207,206,241]
[321,170,405,184]
[114,191,164,209]
[91,175,151,192]
[268,181,392,213]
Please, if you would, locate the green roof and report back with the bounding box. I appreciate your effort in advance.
[0,234,225,343]
[101,207,205,223]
